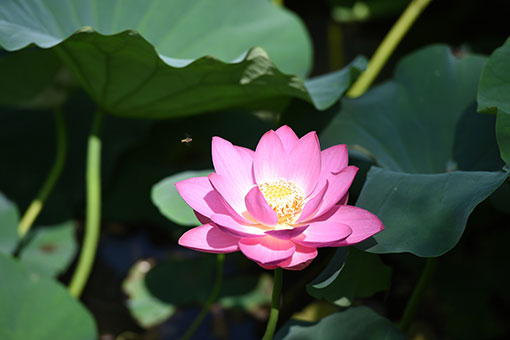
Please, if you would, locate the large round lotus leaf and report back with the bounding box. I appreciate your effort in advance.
[0,253,97,340]
[356,167,508,256]
[322,45,488,173]
[0,1,368,118]
[478,38,510,165]
[321,45,508,257]
[0,0,366,118]
[275,306,405,340]
[0,0,311,76]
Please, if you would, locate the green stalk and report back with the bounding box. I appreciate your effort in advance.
[399,258,437,333]
[18,108,67,237]
[180,253,226,340]
[346,0,432,98]
[262,268,283,340]
[68,110,103,298]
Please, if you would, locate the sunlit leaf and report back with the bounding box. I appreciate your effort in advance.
[152,170,212,226]
[0,253,97,340]
[0,0,367,118]
[275,306,405,340]
[19,221,77,277]
[0,0,311,76]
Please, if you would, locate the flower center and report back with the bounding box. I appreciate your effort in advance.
[259,179,304,225]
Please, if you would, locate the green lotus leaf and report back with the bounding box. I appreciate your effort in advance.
[321,45,508,257]
[0,192,19,255]
[19,221,77,277]
[152,170,212,226]
[0,0,364,118]
[356,167,507,256]
[275,306,405,340]
[122,259,175,328]
[477,38,510,165]
[307,248,391,307]
[0,253,97,340]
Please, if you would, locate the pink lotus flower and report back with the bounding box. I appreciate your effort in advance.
[176,126,383,270]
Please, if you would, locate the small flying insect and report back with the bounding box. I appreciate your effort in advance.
[181,133,192,146]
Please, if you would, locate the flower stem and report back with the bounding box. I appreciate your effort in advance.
[68,110,103,298]
[180,253,226,340]
[18,108,67,237]
[346,0,432,98]
[399,258,437,333]
[262,268,283,340]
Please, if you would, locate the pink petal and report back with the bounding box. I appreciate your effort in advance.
[285,131,321,196]
[235,146,255,164]
[212,137,255,195]
[338,193,349,206]
[211,213,266,238]
[293,221,352,248]
[320,145,348,178]
[259,263,278,270]
[238,236,295,265]
[264,225,309,240]
[278,244,317,270]
[208,173,249,221]
[327,205,384,246]
[254,130,287,185]
[245,186,278,226]
[194,211,210,224]
[176,177,229,219]
[296,180,328,223]
[178,224,240,253]
[275,125,299,153]
[313,166,358,219]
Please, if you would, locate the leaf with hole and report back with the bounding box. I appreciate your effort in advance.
[19,221,77,277]
[122,260,175,328]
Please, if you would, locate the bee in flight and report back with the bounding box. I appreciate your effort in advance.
[181,134,192,145]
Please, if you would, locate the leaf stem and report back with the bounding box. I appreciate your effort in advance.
[68,110,103,298]
[346,0,432,98]
[180,253,226,340]
[18,108,67,237]
[399,257,437,333]
[262,268,283,340]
